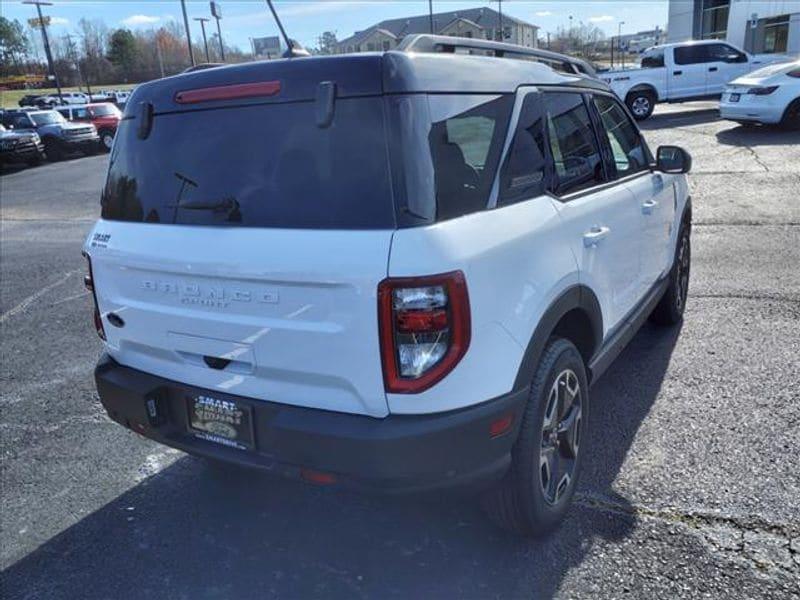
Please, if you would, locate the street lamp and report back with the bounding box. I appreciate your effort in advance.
[210,2,225,62]
[22,0,63,104]
[618,21,626,69]
[194,17,211,63]
[180,0,196,66]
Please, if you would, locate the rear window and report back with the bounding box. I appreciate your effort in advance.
[102,97,395,229]
[90,104,121,117]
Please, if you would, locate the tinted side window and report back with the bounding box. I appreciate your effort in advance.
[706,43,747,63]
[593,95,649,178]
[542,93,605,196]
[499,93,548,205]
[74,107,90,119]
[674,45,710,65]
[641,49,665,68]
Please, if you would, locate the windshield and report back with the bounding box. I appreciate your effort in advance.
[748,60,800,78]
[89,104,121,117]
[31,112,66,126]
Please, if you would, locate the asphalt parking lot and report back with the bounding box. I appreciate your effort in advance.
[1,102,799,599]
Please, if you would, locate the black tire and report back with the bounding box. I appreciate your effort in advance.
[43,139,63,161]
[779,98,800,131]
[482,337,589,536]
[650,221,691,326]
[99,130,114,152]
[626,89,656,120]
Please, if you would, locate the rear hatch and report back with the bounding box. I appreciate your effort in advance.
[87,56,394,417]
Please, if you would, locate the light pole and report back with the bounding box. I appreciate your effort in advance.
[22,0,62,104]
[180,0,195,66]
[194,17,211,62]
[497,0,503,41]
[428,0,434,34]
[210,2,225,62]
[618,21,626,70]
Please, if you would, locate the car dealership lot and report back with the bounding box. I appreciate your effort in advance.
[1,103,799,598]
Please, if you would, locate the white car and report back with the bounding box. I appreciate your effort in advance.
[720,60,800,128]
[84,36,692,536]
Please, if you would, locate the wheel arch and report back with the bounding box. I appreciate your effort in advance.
[512,285,603,391]
[626,84,659,102]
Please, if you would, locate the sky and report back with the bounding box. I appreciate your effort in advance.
[4,0,669,51]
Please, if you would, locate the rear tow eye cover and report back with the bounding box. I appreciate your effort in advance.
[107,313,125,328]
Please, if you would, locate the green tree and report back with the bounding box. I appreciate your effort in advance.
[0,17,29,74]
[315,31,338,55]
[107,28,138,81]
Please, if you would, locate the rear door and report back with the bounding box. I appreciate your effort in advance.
[88,85,395,417]
[542,91,642,334]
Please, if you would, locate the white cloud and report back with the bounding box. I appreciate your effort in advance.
[121,15,161,27]
[588,15,615,23]
[228,1,371,26]
[49,17,69,26]
[535,11,553,17]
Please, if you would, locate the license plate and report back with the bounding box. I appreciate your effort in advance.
[188,394,254,450]
[729,93,740,102]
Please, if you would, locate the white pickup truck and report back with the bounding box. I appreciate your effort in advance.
[601,40,788,120]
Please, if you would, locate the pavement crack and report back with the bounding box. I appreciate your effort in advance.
[742,145,771,172]
[0,270,82,324]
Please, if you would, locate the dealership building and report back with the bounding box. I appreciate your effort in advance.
[668,0,800,54]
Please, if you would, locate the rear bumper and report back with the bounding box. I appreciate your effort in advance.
[719,99,784,124]
[94,354,528,493]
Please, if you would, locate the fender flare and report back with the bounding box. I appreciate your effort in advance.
[512,285,603,391]
[626,84,659,102]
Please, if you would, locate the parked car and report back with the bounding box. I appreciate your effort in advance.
[56,102,122,151]
[1,109,99,160]
[0,123,45,167]
[17,94,43,108]
[85,35,692,536]
[601,40,788,119]
[719,59,800,128]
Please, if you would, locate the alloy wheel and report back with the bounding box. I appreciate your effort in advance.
[631,96,651,117]
[539,368,582,505]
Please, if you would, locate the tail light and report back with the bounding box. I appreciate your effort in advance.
[378,271,470,393]
[82,252,106,341]
[747,85,779,95]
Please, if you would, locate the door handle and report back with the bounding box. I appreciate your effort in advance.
[709,66,718,72]
[673,70,683,76]
[583,226,610,247]
[642,199,659,214]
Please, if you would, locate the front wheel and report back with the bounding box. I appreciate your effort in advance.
[650,221,691,325]
[99,130,115,152]
[43,139,63,161]
[780,98,800,130]
[626,90,656,120]
[482,338,588,536]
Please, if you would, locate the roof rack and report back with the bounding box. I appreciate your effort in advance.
[396,34,597,78]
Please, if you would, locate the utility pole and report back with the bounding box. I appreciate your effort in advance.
[180,0,195,66]
[194,17,211,62]
[23,0,62,104]
[497,0,503,41]
[156,36,166,78]
[210,2,225,62]
[618,21,626,70]
[428,0,434,34]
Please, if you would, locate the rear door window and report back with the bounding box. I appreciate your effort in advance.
[592,94,650,178]
[102,97,396,229]
[542,92,606,196]
[674,45,711,65]
[498,92,548,205]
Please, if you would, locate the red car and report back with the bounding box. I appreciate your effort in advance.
[56,102,122,151]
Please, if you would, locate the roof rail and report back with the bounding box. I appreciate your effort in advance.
[396,34,597,78]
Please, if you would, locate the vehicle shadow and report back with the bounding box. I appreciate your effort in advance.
[639,107,720,131]
[3,323,682,599]
[716,123,799,147]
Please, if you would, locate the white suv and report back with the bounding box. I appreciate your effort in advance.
[85,36,692,536]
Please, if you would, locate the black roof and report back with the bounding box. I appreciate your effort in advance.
[127,51,608,114]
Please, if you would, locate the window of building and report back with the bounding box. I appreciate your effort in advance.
[366,42,375,51]
[542,93,605,196]
[701,0,730,40]
[763,15,790,53]
[383,40,391,51]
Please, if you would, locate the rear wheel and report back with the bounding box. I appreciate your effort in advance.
[779,98,800,130]
[482,338,588,536]
[626,90,656,120]
[651,221,691,326]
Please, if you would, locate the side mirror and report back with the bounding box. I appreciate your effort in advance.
[656,145,692,174]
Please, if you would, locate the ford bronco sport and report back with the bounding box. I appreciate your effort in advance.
[85,35,692,536]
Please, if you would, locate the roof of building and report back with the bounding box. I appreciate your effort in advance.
[339,6,538,48]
